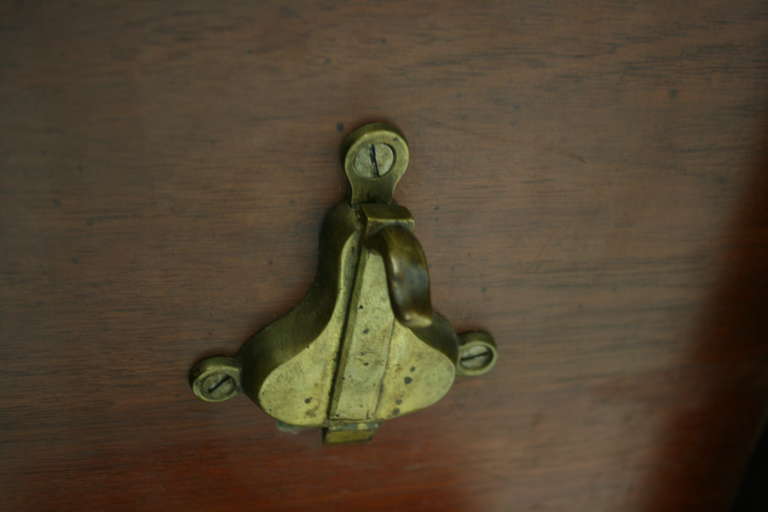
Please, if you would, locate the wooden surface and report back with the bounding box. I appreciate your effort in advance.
[2,1,768,510]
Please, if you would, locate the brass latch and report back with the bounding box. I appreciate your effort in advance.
[190,122,497,443]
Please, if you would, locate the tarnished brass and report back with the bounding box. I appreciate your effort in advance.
[189,122,497,443]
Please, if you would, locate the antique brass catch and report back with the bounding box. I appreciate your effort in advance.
[189,123,497,443]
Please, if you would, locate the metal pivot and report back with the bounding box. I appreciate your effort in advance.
[189,122,497,444]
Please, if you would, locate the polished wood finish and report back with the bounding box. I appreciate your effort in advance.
[2,1,767,510]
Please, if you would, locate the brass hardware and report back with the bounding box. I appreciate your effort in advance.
[190,356,241,402]
[457,331,497,376]
[189,122,497,443]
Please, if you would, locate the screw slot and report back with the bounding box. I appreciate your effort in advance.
[460,344,494,370]
[204,374,236,398]
[353,143,395,178]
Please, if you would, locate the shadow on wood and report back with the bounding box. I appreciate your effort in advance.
[642,131,768,511]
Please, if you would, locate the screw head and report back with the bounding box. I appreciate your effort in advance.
[457,331,497,376]
[341,122,410,205]
[352,143,395,178]
[201,373,237,400]
[190,356,242,402]
[460,344,494,370]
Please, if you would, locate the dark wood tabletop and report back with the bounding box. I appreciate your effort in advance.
[1,1,767,510]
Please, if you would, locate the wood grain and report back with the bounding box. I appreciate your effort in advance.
[1,1,767,510]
